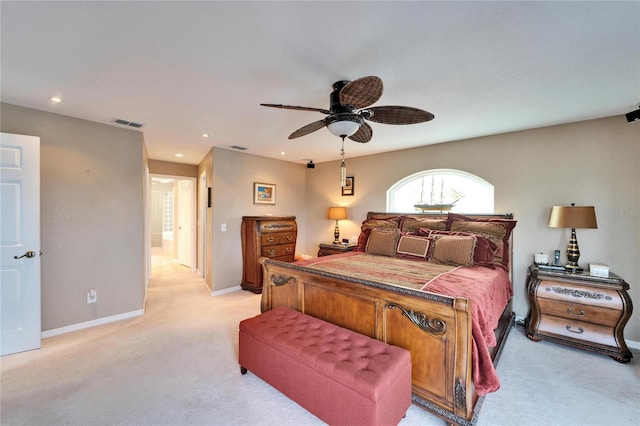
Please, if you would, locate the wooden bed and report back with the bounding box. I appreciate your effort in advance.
[259,212,516,426]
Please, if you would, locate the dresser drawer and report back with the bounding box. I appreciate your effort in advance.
[261,232,296,246]
[262,243,295,258]
[537,280,622,310]
[537,298,622,327]
[538,315,618,348]
[260,220,297,233]
[272,254,295,263]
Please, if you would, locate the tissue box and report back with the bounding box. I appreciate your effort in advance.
[589,263,609,277]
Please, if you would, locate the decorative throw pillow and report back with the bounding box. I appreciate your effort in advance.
[414,228,433,237]
[400,217,448,233]
[355,217,401,251]
[396,234,431,259]
[428,235,476,267]
[447,213,517,269]
[472,236,498,268]
[427,231,496,267]
[365,228,400,257]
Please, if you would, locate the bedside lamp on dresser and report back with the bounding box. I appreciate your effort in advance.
[327,207,347,245]
[548,203,597,272]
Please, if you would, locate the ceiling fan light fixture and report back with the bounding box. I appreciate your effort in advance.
[326,114,363,138]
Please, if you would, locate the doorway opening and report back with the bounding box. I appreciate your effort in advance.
[150,175,196,274]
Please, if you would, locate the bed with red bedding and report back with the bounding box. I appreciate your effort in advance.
[259,212,516,425]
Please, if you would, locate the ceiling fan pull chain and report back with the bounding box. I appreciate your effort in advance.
[340,137,347,187]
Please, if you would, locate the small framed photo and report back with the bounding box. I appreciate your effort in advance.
[254,182,276,204]
[342,176,354,196]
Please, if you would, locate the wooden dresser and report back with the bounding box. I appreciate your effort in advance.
[241,216,297,294]
[525,263,633,362]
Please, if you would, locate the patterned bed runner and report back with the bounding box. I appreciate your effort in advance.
[304,253,457,291]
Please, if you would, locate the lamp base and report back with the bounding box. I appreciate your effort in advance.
[333,221,340,245]
[564,264,583,273]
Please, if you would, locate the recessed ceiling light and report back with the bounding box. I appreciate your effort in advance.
[50,96,62,103]
[174,153,184,158]
[202,133,209,138]
[280,151,286,155]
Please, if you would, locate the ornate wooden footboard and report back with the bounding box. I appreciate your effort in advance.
[260,257,514,425]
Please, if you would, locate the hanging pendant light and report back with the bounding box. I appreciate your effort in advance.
[340,137,347,187]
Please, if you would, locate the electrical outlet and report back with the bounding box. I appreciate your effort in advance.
[87,289,97,304]
[221,223,227,232]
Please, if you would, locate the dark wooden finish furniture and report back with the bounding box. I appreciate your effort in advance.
[259,212,515,426]
[525,263,633,363]
[241,216,296,293]
[317,243,356,257]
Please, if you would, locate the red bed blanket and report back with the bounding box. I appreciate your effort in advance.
[422,265,512,395]
[297,252,512,395]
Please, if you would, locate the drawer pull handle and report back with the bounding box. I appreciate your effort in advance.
[267,250,276,255]
[286,235,293,240]
[567,308,585,317]
[266,237,275,242]
[285,247,292,252]
[566,325,584,334]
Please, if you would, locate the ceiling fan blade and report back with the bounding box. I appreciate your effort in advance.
[261,103,331,114]
[339,76,383,109]
[348,122,372,143]
[365,106,435,125]
[288,119,327,139]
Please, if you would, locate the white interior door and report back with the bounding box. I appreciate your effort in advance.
[177,179,193,268]
[1,132,41,356]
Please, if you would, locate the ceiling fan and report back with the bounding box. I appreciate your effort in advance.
[261,76,434,143]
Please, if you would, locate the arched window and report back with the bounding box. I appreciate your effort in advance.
[387,169,494,213]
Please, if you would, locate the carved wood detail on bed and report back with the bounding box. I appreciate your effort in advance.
[259,211,516,426]
[260,257,480,424]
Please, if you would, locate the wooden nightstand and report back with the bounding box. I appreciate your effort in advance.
[525,263,633,363]
[317,243,356,257]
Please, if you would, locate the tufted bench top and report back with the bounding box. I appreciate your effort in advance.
[239,306,411,402]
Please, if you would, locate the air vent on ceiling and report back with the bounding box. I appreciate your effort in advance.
[113,118,144,129]
[230,145,248,151]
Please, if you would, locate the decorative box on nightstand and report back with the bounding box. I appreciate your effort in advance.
[525,263,633,363]
[317,243,356,257]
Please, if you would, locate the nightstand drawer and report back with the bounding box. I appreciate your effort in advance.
[537,298,622,327]
[537,280,622,310]
[538,315,618,347]
[262,232,296,246]
[262,244,295,258]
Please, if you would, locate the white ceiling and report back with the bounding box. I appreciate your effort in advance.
[1,1,638,165]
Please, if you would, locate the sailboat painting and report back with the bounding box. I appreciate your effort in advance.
[413,175,465,212]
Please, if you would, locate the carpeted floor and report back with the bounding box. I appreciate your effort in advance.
[1,260,638,426]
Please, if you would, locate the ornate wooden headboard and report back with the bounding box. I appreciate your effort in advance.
[365,211,516,281]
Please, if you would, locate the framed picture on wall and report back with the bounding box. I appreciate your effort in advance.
[254,182,276,204]
[342,176,354,196]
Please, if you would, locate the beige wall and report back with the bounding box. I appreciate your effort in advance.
[1,103,146,331]
[197,149,214,290]
[303,115,640,342]
[149,159,198,177]
[204,147,307,293]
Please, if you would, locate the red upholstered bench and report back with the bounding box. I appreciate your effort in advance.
[239,306,412,426]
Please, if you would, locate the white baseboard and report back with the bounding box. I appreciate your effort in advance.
[627,339,640,350]
[41,309,144,339]
[211,285,241,297]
